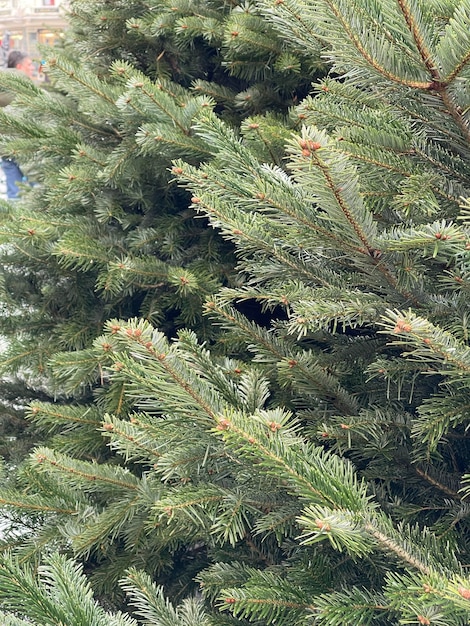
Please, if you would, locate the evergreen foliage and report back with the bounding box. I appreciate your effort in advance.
[0,0,322,454]
[1,0,470,625]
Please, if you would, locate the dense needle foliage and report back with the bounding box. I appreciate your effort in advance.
[1,1,470,625]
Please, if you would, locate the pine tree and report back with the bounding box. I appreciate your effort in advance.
[0,0,324,612]
[0,3,322,461]
[3,0,470,625]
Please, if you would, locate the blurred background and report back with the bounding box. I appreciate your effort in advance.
[0,0,67,76]
[0,0,67,195]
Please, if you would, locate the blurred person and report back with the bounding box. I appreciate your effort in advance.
[0,50,34,199]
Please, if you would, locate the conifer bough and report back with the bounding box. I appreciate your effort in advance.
[1,0,470,625]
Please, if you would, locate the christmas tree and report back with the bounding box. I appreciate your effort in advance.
[0,0,324,610]
[2,0,470,625]
[0,2,321,469]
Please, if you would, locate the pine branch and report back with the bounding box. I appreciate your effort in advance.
[0,552,138,625]
[122,568,210,626]
[30,447,141,494]
[203,298,358,414]
[314,587,390,625]
[380,309,470,380]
